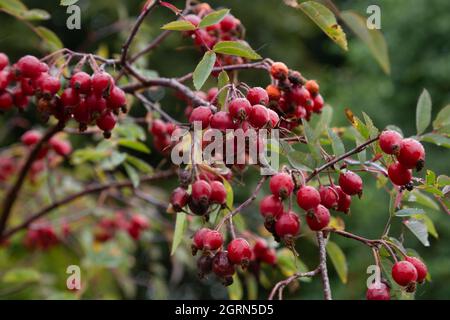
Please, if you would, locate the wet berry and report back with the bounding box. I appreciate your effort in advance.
[212,251,235,278]
[170,187,189,212]
[189,106,212,129]
[335,186,351,213]
[275,211,300,238]
[203,230,223,251]
[270,62,289,80]
[229,98,252,121]
[366,282,390,300]
[191,180,212,203]
[210,181,227,205]
[70,71,91,94]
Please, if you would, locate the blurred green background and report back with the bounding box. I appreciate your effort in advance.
[0,0,449,299]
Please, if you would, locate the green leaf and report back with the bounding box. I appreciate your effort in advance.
[35,26,64,52]
[432,104,450,130]
[170,212,187,255]
[314,105,333,138]
[193,51,216,90]
[299,1,348,51]
[407,190,440,211]
[416,89,432,135]
[419,214,438,239]
[100,151,127,170]
[437,175,450,188]
[123,163,139,188]
[222,178,234,210]
[426,170,436,186]
[420,133,450,148]
[227,274,243,300]
[362,112,379,138]
[217,70,229,109]
[60,0,78,5]
[115,121,146,140]
[326,240,348,284]
[3,268,41,284]
[199,8,230,28]
[126,155,153,174]
[246,277,258,300]
[404,218,430,247]
[161,20,196,31]
[340,11,390,74]
[118,139,151,154]
[22,9,50,20]
[71,148,109,165]
[287,151,314,172]
[395,208,425,217]
[213,41,262,60]
[277,248,311,282]
[0,0,27,16]
[327,129,345,156]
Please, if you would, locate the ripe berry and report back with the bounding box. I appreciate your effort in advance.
[85,93,107,116]
[379,130,402,155]
[249,104,269,129]
[73,98,91,125]
[192,227,209,252]
[392,261,418,286]
[339,171,363,196]
[210,181,227,205]
[261,248,277,265]
[0,53,8,70]
[335,186,351,213]
[306,205,330,231]
[305,80,320,96]
[17,55,46,78]
[21,130,42,146]
[70,71,91,94]
[267,109,280,128]
[197,255,213,279]
[229,98,252,120]
[312,94,324,113]
[259,195,283,220]
[270,62,289,80]
[170,187,189,212]
[203,230,223,251]
[0,92,13,110]
[397,138,425,170]
[212,251,235,279]
[191,180,212,203]
[12,88,29,109]
[388,162,412,186]
[49,137,72,156]
[269,173,294,199]
[296,186,321,211]
[266,85,281,101]
[275,211,300,238]
[253,239,268,258]
[366,282,390,300]
[0,70,10,90]
[220,14,238,32]
[96,112,116,138]
[92,71,114,96]
[287,86,310,105]
[405,256,428,283]
[210,111,235,131]
[151,119,167,137]
[207,87,218,103]
[247,87,269,106]
[60,88,80,107]
[319,186,338,209]
[227,238,252,266]
[107,86,127,110]
[39,75,61,96]
[189,106,212,129]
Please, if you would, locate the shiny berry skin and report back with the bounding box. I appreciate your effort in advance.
[107,86,127,110]
[305,80,320,96]
[191,180,211,203]
[388,162,412,186]
[193,228,209,251]
[275,212,300,238]
[397,138,425,170]
[247,87,269,106]
[335,186,351,213]
[227,238,252,265]
[60,88,80,107]
[312,94,324,113]
[21,130,42,146]
[210,181,227,205]
[259,195,283,220]
[70,72,91,94]
[319,186,338,209]
[270,62,289,80]
[0,53,8,70]
[229,98,252,121]
[392,261,418,286]
[220,14,238,32]
[270,173,294,199]
[212,251,235,278]
[366,282,390,300]
[339,171,363,196]
[189,106,212,129]
[249,104,269,129]
[203,230,223,251]
[92,71,114,96]
[170,187,189,212]
[49,138,72,156]
[379,130,402,155]
[267,109,280,128]
[297,186,321,211]
[96,112,116,137]
[39,75,61,96]
[17,55,46,78]
[306,205,330,231]
[405,256,428,283]
[0,92,13,110]
[151,119,167,136]
[210,111,235,131]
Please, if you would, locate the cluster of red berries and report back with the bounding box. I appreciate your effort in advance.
[24,221,69,250]
[379,130,426,189]
[150,119,178,155]
[0,53,127,138]
[366,256,428,300]
[94,212,150,242]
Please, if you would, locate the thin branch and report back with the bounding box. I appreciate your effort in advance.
[317,231,332,300]
[268,268,320,300]
[135,93,182,125]
[324,228,382,247]
[129,30,172,63]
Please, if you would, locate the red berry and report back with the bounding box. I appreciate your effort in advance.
[397,138,425,170]
[0,92,13,110]
[191,180,211,203]
[107,86,127,110]
[61,88,80,106]
[388,162,412,186]
[319,186,338,209]
[267,109,280,128]
[296,186,321,211]
[85,92,107,116]
[197,255,213,279]
[20,78,35,95]
[39,75,61,96]
[405,256,427,283]
[151,119,167,137]
[212,251,235,278]
[17,55,46,78]
[203,230,223,251]
[287,86,310,105]
[305,80,320,96]
[249,104,270,129]
[73,98,91,125]
[92,71,114,96]
[0,70,10,90]
[184,14,201,27]
[259,195,283,220]
[70,71,91,94]
[392,261,418,286]
[339,171,363,196]
[207,87,218,103]
[210,181,227,205]
[189,106,212,129]
[21,130,42,146]
[270,62,289,80]
[12,88,29,109]
[275,212,300,238]
[269,173,294,199]
[253,239,268,258]
[0,53,8,70]
[379,130,402,155]
[193,228,209,251]
[306,205,330,231]
[247,87,269,106]
[220,15,238,32]
[96,112,116,137]
[229,98,252,121]
[261,248,277,265]
[170,187,189,212]
[366,282,390,300]
[335,186,351,213]
[312,94,324,113]
[210,111,235,131]
[227,238,252,265]
[49,137,72,156]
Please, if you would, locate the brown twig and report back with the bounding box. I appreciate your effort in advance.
[268,268,320,300]
[317,231,332,300]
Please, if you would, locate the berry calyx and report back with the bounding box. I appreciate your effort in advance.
[397,138,425,170]
[306,205,330,231]
[228,98,252,121]
[210,181,227,205]
[296,186,321,211]
[203,230,223,251]
[405,256,428,283]
[247,87,269,106]
[392,260,418,286]
[338,171,363,196]
[270,173,294,199]
[259,195,283,220]
[319,186,338,209]
[388,162,412,186]
[227,238,252,267]
[189,106,212,129]
[379,130,402,155]
[366,282,390,300]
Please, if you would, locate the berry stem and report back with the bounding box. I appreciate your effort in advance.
[268,268,320,300]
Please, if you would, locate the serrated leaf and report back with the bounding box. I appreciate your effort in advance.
[395,208,425,217]
[161,20,196,31]
[326,240,348,284]
[193,51,216,90]
[433,104,450,130]
[126,155,153,174]
[213,41,262,60]
[327,129,345,156]
[416,89,432,135]
[3,268,41,284]
[170,212,187,255]
[199,8,229,28]
[404,218,429,247]
[217,70,229,109]
[227,274,243,300]
[60,0,78,5]
[124,163,139,188]
[420,133,450,148]
[22,9,50,20]
[299,1,347,51]
[118,139,151,154]
[341,11,390,74]
[35,26,63,52]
